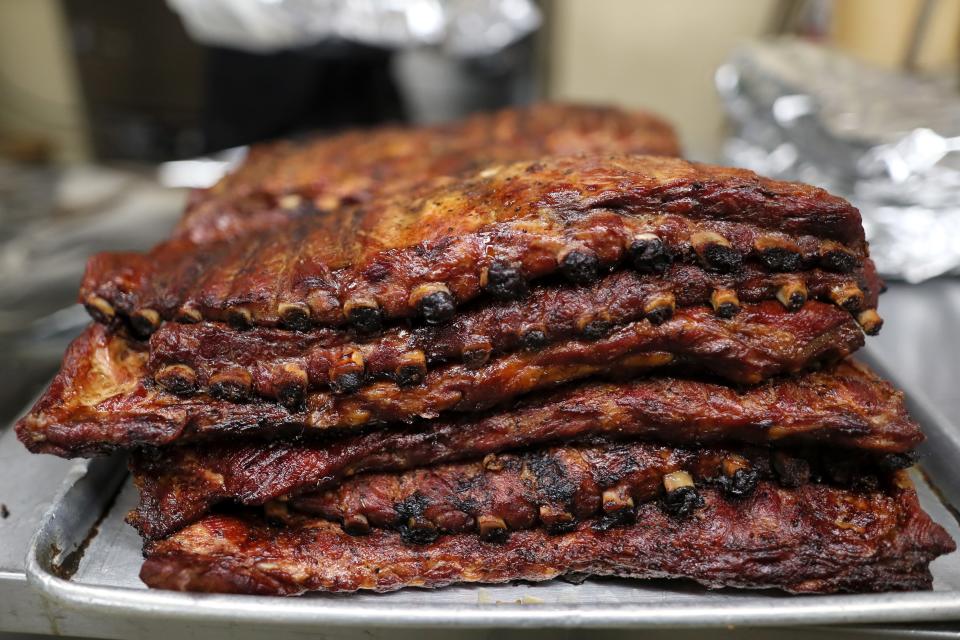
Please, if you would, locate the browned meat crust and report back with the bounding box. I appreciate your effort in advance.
[177,103,682,244]
[125,359,920,540]
[139,475,955,595]
[17,301,868,458]
[79,154,868,335]
[284,441,902,542]
[16,103,949,600]
[147,266,879,402]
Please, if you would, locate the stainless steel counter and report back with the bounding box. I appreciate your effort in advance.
[866,279,960,418]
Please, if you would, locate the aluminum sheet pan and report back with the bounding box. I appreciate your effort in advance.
[22,353,960,630]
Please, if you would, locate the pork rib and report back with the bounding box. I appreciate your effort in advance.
[284,441,904,542]
[79,154,868,335]
[18,300,866,458]
[126,359,920,540]
[139,475,955,595]
[177,103,682,244]
[149,265,880,405]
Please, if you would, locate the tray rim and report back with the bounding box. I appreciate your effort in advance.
[22,350,960,629]
[20,568,960,629]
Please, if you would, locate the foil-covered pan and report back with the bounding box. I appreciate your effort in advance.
[717,38,960,282]
[166,0,541,56]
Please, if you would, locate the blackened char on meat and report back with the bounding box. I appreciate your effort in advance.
[139,476,955,595]
[17,301,870,458]
[80,154,869,335]
[284,441,898,541]
[125,359,921,540]
[145,264,880,402]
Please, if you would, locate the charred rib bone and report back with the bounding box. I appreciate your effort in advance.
[662,471,704,517]
[710,288,741,319]
[691,232,741,273]
[627,233,673,273]
[776,279,808,312]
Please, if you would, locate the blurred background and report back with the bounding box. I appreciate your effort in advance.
[2,0,960,420]
[4,0,959,164]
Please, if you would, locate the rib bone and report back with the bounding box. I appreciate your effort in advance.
[776,279,808,311]
[710,288,741,318]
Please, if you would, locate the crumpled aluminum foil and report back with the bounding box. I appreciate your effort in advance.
[716,38,960,282]
[167,0,541,57]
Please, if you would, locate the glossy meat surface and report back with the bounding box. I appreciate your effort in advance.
[18,301,867,458]
[18,102,948,600]
[147,266,879,401]
[286,441,898,541]
[80,154,867,332]
[178,103,682,244]
[126,359,920,540]
[140,476,955,595]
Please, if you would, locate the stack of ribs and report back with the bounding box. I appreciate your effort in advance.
[17,103,954,596]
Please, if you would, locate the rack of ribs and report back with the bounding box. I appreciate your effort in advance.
[124,359,920,540]
[14,105,955,598]
[144,271,876,404]
[23,156,887,456]
[20,310,871,458]
[273,442,911,542]
[140,475,955,595]
[177,103,682,244]
[78,154,879,338]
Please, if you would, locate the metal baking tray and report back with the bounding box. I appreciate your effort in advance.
[21,349,960,630]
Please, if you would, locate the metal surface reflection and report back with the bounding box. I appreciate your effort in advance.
[718,38,960,282]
